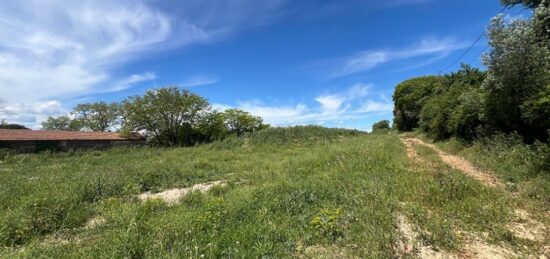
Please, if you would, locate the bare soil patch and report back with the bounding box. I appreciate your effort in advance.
[138,180,225,204]
[395,214,521,259]
[507,209,547,242]
[395,214,456,258]
[85,216,106,229]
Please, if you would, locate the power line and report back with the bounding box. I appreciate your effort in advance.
[439,6,509,74]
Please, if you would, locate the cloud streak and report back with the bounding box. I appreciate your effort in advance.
[181,75,219,88]
[323,37,467,77]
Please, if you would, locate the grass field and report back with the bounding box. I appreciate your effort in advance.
[0,127,547,258]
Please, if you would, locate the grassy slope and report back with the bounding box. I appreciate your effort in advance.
[0,128,545,258]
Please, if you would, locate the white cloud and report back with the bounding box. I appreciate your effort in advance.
[217,83,391,128]
[109,72,157,92]
[331,37,466,77]
[357,100,394,113]
[315,83,370,112]
[0,101,66,128]
[239,101,309,120]
[0,1,175,103]
[315,95,345,112]
[181,75,219,88]
[0,0,290,127]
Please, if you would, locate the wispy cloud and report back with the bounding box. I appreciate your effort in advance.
[181,75,219,88]
[315,83,370,112]
[109,72,157,92]
[216,83,392,129]
[322,37,466,77]
[356,100,394,113]
[0,0,290,127]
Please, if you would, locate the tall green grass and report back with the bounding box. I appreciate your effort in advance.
[0,127,545,257]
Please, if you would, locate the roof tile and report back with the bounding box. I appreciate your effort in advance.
[0,129,144,141]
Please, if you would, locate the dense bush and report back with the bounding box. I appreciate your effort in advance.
[371,120,391,133]
[393,2,550,144]
[393,76,443,131]
[418,65,486,140]
[483,15,550,142]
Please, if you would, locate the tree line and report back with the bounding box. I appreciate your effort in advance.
[41,87,269,146]
[393,0,550,143]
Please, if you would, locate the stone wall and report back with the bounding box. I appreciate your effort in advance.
[0,140,145,153]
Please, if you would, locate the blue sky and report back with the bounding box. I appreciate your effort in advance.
[0,0,527,130]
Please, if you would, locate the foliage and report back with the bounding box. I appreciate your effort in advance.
[0,123,28,130]
[533,0,550,44]
[392,65,487,140]
[73,102,121,132]
[122,87,211,146]
[41,116,83,131]
[393,9,549,144]
[223,108,268,136]
[483,15,550,141]
[447,88,486,140]
[310,208,347,241]
[372,120,391,133]
[197,111,228,142]
[393,76,444,131]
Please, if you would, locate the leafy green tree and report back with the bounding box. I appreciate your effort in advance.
[419,65,486,140]
[121,87,210,146]
[41,116,83,131]
[533,0,550,44]
[393,76,444,131]
[372,120,390,133]
[483,15,550,141]
[448,88,487,140]
[223,109,267,136]
[73,102,120,131]
[196,111,228,142]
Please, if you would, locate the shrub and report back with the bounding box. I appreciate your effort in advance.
[372,120,390,133]
[310,208,346,241]
[393,76,444,131]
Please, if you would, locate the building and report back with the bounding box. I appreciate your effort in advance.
[0,129,146,152]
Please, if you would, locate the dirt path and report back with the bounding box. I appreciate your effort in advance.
[401,137,502,188]
[399,137,549,258]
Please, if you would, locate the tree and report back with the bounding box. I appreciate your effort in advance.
[73,102,120,131]
[482,15,550,141]
[419,65,486,140]
[533,0,550,45]
[223,109,267,136]
[393,76,444,131]
[121,87,211,146]
[196,111,228,142]
[448,88,487,140]
[0,121,28,130]
[372,120,390,133]
[501,0,543,8]
[41,116,83,131]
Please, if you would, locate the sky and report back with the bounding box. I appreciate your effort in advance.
[0,0,528,131]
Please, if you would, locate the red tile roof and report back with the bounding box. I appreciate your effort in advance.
[0,129,144,141]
